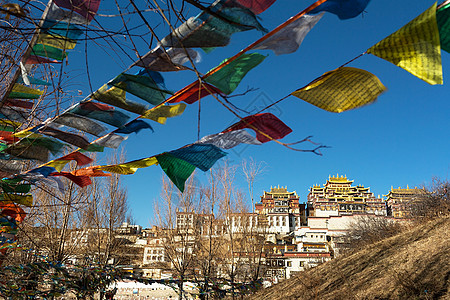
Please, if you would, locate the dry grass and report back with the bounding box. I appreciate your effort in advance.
[250,217,450,300]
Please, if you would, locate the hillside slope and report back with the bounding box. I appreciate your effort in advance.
[251,217,450,300]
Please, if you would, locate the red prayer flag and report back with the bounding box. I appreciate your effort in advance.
[56,151,93,166]
[0,203,26,223]
[223,113,292,143]
[0,131,17,143]
[25,55,62,64]
[4,99,34,109]
[168,82,222,104]
[53,0,101,21]
[72,166,111,177]
[50,172,92,187]
[235,0,277,14]
[80,102,114,111]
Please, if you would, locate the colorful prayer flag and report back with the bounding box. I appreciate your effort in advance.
[367,3,442,85]
[31,44,67,61]
[235,0,277,14]
[437,1,450,53]
[310,0,371,20]
[68,102,130,128]
[115,120,153,134]
[9,84,43,99]
[291,67,386,112]
[169,144,227,171]
[53,0,101,22]
[53,112,108,136]
[91,133,128,149]
[92,85,149,116]
[156,153,196,192]
[167,82,222,104]
[134,47,200,72]
[224,113,292,143]
[252,13,323,55]
[196,129,262,149]
[143,103,187,124]
[204,53,267,94]
[98,157,158,175]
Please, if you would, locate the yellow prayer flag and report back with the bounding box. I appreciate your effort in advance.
[99,157,158,175]
[11,84,43,95]
[0,120,21,128]
[143,103,186,124]
[13,130,43,139]
[37,34,77,50]
[45,160,71,172]
[367,2,442,85]
[291,67,386,113]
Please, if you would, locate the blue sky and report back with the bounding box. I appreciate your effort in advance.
[64,0,449,227]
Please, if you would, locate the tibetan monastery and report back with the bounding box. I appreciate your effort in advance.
[385,186,425,218]
[307,175,386,217]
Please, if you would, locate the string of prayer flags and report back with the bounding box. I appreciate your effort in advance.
[437,2,450,53]
[156,153,196,192]
[68,102,131,128]
[38,125,91,149]
[196,129,262,149]
[109,70,171,106]
[143,103,187,124]
[97,157,158,175]
[169,144,227,171]
[115,120,153,134]
[53,0,101,22]
[310,0,371,20]
[0,194,33,207]
[91,133,128,149]
[167,82,223,104]
[133,47,201,72]
[291,67,386,113]
[49,172,92,188]
[53,112,108,137]
[9,84,43,99]
[224,113,292,142]
[235,0,277,14]
[204,53,267,94]
[252,13,324,55]
[367,2,442,85]
[92,85,149,116]
[31,44,67,61]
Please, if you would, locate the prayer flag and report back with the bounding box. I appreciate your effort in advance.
[69,102,130,128]
[46,2,91,25]
[72,167,111,177]
[3,99,33,109]
[31,44,67,61]
[50,172,92,188]
[98,157,158,175]
[0,179,31,194]
[143,103,186,124]
[291,67,386,112]
[169,144,227,171]
[25,55,62,64]
[310,0,371,20]
[53,112,108,136]
[134,47,200,72]
[437,2,450,53]
[109,70,171,106]
[252,13,323,55]
[204,53,266,94]
[16,76,50,86]
[196,129,262,149]
[37,33,77,50]
[17,137,66,155]
[0,160,26,174]
[42,20,83,40]
[157,153,196,192]
[224,113,292,143]
[6,145,49,162]
[115,120,153,134]
[0,194,33,207]
[0,107,30,122]
[53,0,101,22]
[167,82,222,104]
[9,84,43,99]
[38,125,91,149]
[367,3,442,85]
[92,85,149,116]
[235,0,277,14]
[92,133,128,149]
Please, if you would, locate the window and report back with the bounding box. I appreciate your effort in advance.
[287,261,292,267]
[299,261,304,267]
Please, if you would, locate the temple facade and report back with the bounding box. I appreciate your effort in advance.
[385,186,425,218]
[307,175,387,217]
[255,186,306,234]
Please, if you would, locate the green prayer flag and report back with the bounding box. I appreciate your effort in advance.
[0,178,31,193]
[437,2,450,53]
[204,53,267,94]
[157,153,195,192]
[79,144,105,153]
[31,44,67,61]
[92,85,149,115]
[19,137,66,155]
